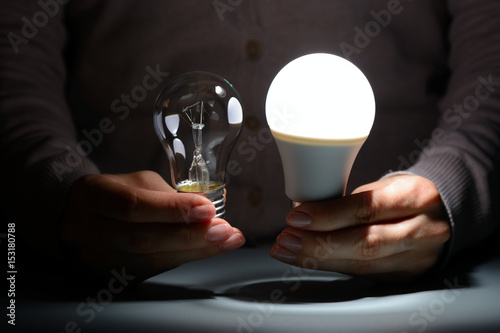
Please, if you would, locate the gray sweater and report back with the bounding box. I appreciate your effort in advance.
[1,0,499,268]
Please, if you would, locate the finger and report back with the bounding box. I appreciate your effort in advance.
[350,175,398,194]
[270,243,442,281]
[74,174,216,223]
[62,216,245,254]
[287,175,442,231]
[110,171,176,192]
[301,247,440,280]
[274,223,409,263]
[77,233,245,280]
[78,246,222,281]
[108,219,243,253]
[276,215,450,262]
[275,223,407,262]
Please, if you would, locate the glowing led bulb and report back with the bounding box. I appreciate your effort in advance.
[266,53,376,202]
[154,72,244,217]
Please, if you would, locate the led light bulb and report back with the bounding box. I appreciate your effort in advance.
[154,72,244,217]
[266,53,375,202]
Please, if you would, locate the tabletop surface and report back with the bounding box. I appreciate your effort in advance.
[10,246,500,333]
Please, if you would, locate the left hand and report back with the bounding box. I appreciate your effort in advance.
[270,174,451,282]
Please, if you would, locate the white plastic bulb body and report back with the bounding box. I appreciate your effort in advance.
[154,72,244,217]
[265,53,376,202]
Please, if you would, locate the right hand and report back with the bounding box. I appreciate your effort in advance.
[59,171,245,282]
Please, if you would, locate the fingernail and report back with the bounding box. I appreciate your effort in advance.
[270,246,297,265]
[219,233,245,251]
[189,204,215,221]
[207,224,230,242]
[286,212,311,228]
[276,233,302,252]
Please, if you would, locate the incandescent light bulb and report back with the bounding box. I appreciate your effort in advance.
[266,53,376,202]
[154,72,244,217]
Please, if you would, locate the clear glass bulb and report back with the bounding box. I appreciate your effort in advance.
[154,72,244,217]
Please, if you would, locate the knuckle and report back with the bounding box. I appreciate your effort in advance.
[432,220,451,244]
[355,193,377,223]
[160,195,190,222]
[406,176,421,192]
[406,217,451,247]
[414,177,442,207]
[360,232,384,259]
[133,170,159,186]
[172,197,190,222]
[136,170,153,179]
[118,189,140,220]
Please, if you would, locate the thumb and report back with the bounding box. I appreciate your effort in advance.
[74,173,217,223]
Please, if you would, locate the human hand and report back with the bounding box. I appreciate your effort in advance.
[60,171,245,282]
[270,174,451,282]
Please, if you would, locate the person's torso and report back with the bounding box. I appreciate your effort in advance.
[65,0,449,241]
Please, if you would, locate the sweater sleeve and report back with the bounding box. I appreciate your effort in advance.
[406,0,500,265]
[0,1,99,263]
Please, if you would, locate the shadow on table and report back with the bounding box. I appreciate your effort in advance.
[128,233,500,304]
[119,256,477,304]
[14,262,474,305]
[17,228,500,304]
[113,235,500,303]
[219,271,470,303]
[133,264,473,304]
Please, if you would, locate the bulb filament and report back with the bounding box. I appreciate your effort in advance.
[184,101,210,191]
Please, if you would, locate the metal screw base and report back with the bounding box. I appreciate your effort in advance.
[204,187,225,218]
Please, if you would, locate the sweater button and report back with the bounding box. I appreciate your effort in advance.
[245,40,261,60]
[245,115,260,131]
[247,187,263,206]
